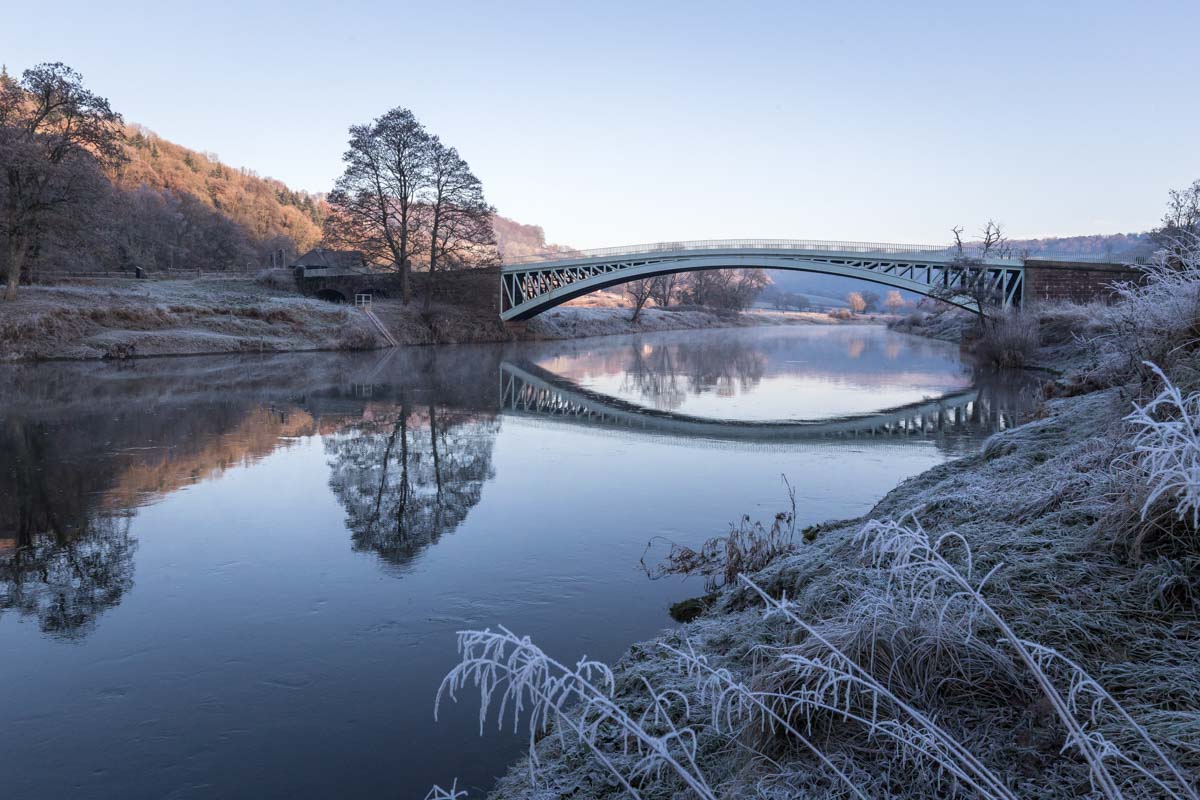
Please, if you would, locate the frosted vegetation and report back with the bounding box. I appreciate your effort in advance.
[432,235,1200,798]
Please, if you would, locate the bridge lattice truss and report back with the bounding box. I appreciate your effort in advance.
[500,362,1016,442]
[499,241,1026,320]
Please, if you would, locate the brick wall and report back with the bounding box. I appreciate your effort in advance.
[301,267,501,312]
[1023,259,1143,305]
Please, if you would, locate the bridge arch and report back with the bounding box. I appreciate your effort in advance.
[514,256,983,319]
[314,288,348,303]
[499,243,1027,321]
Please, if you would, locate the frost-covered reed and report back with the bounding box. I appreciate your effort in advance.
[437,515,1197,799]
[1126,361,1200,530]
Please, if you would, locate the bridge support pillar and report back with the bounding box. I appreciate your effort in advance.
[1023,259,1143,304]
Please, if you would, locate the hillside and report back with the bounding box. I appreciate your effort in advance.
[117,125,328,260]
[20,122,330,278]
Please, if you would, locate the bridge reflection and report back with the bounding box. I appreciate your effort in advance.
[500,360,1031,449]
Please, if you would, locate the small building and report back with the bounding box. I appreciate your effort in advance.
[291,248,368,276]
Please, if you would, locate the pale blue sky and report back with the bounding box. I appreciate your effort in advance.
[3,0,1197,247]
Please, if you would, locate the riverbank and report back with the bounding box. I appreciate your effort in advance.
[0,277,883,362]
[467,288,1200,798]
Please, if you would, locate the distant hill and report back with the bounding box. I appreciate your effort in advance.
[492,216,575,262]
[1007,232,1154,260]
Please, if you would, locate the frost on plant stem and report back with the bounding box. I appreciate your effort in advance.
[435,625,719,800]
[1097,232,1200,383]
[436,514,1197,800]
[851,517,1196,800]
[424,779,467,800]
[1125,361,1200,530]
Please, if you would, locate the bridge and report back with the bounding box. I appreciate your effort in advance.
[499,239,1143,321]
[499,360,1022,445]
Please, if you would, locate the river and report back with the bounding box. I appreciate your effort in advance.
[0,325,1036,799]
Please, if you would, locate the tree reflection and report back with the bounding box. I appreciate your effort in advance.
[325,404,498,568]
[0,419,136,639]
[619,338,768,409]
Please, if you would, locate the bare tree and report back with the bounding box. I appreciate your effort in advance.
[846,291,866,314]
[424,137,498,310]
[324,108,432,304]
[884,289,906,313]
[649,272,681,308]
[625,278,655,322]
[684,268,768,311]
[1152,178,1200,260]
[0,63,125,299]
[860,289,881,313]
[933,220,1013,330]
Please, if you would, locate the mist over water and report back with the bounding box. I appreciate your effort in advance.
[0,326,1037,799]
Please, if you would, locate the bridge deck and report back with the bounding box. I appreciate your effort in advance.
[498,239,1043,320]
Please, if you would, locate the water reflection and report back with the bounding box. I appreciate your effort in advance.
[0,327,1042,798]
[326,405,498,570]
[0,350,503,637]
[0,330,1038,641]
[620,337,768,410]
[0,419,136,638]
[503,359,1034,452]
[536,326,988,421]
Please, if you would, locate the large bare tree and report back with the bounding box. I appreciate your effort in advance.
[1,63,125,299]
[424,137,497,309]
[324,108,432,304]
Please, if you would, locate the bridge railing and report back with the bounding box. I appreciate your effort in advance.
[504,238,961,266]
[502,238,1152,267]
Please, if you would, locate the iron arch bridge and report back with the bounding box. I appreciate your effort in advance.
[500,361,1019,444]
[499,239,1026,320]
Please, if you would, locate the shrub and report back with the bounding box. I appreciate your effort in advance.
[335,325,378,351]
[254,267,297,292]
[974,311,1040,368]
[1097,233,1200,389]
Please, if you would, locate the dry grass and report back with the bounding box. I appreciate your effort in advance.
[643,478,797,593]
[0,279,375,360]
[973,311,1041,368]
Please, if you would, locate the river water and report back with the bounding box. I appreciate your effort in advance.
[0,325,1036,799]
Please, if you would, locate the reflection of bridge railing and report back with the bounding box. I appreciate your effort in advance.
[499,361,1022,444]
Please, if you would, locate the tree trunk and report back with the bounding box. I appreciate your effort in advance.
[4,237,26,301]
[425,207,441,313]
[423,268,436,312]
[429,404,443,502]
